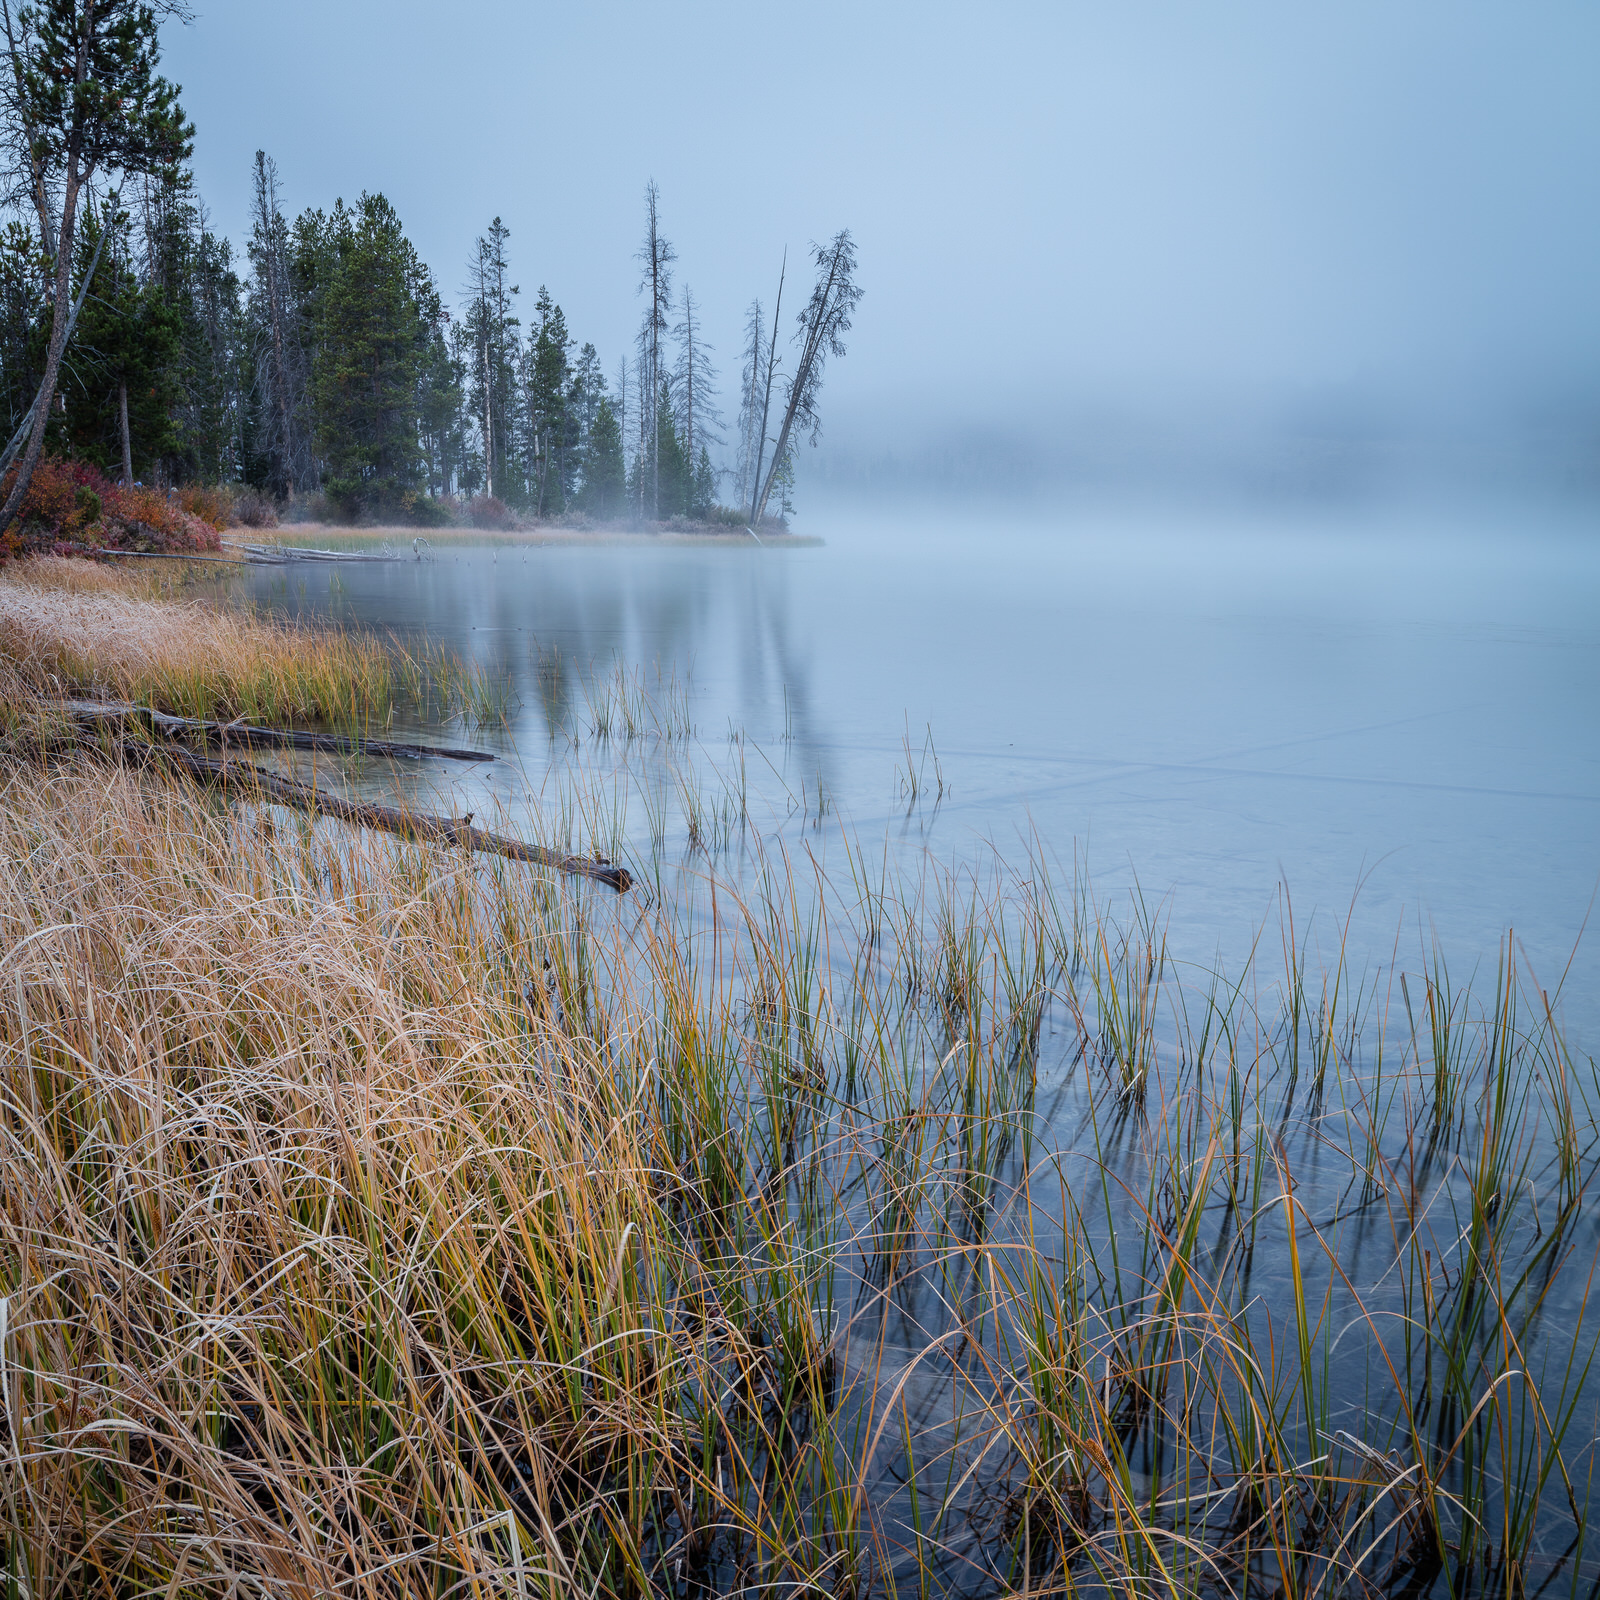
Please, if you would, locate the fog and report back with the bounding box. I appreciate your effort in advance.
[166,2,1600,500]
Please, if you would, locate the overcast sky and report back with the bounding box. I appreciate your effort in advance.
[164,3,1600,469]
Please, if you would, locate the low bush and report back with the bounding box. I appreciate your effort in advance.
[396,488,456,528]
[467,493,517,530]
[227,484,279,528]
[176,483,231,531]
[0,457,220,561]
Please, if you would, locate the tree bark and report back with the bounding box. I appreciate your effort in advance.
[0,168,84,533]
[118,378,132,484]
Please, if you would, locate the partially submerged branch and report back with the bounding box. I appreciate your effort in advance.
[64,698,495,763]
[136,740,632,893]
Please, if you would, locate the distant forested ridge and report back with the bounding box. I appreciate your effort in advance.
[0,8,861,532]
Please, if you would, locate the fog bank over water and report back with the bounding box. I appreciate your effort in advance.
[170,3,1600,495]
[805,392,1600,506]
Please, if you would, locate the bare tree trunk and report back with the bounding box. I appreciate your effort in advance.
[0,167,83,532]
[748,254,785,526]
[118,379,132,484]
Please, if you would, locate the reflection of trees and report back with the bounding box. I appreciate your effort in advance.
[243,547,828,792]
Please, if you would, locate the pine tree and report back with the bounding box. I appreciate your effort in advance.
[671,284,722,487]
[416,303,462,497]
[734,298,767,513]
[307,193,431,518]
[690,444,716,520]
[566,340,605,501]
[64,199,180,481]
[0,0,193,527]
[247,152,310,495]
[654,378,688,518]
[752,231,862,526]
[139,168,249,484]
[0,221,45,442]
[580,395,624,518]
[634,181,675,517]
[524,285,569,515]
[463,218,519,503]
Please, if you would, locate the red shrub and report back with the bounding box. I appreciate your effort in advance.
[0,458,222,558]
[177,484,230,532]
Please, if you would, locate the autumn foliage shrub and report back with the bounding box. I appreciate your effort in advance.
[0,457,221,560]
[176,483,230,531]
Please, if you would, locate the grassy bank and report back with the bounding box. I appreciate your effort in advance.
[1,564,1596,1598]
[0,556,514,733]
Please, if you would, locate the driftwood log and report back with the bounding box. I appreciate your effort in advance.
[133,741,632,893]
[66,700,494,763]
[225,541,399,564]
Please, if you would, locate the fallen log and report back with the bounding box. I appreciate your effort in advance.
[53,543,262,566]
[66,700,494,763]
[134,741,631,893]
[225,540,397,563]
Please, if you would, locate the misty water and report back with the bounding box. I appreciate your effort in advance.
[248,497,1600,1046]
[243,497,1600,1592]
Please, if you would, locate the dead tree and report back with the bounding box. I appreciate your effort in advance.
[751,231,861,528]
[250,151,309,498]
[746,256,785,527]
[634,181,675,518]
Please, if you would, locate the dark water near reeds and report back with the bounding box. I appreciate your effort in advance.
[246,497,1600,1049]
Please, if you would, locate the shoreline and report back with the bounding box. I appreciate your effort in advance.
[249,522,825,551]
[1,553,1592,1599]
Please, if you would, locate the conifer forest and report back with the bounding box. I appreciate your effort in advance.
[0,1,860,540]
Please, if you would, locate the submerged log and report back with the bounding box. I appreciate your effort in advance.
[135,741,632,893]
[65,700,494,763]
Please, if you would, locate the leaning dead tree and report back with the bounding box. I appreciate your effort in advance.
[0,0,192,526]
[750,231,862,528]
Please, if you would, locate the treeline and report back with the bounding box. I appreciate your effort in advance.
[0,3,860,533]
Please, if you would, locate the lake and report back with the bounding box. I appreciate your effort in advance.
[238,493,1600,1595]
[247,494,1600,1048]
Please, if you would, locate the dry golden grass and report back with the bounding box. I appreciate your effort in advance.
[0,756,678,1597]
[0,556,395,724]
[1,574,1594,1598]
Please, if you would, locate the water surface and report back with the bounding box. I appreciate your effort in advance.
[248,497,1600,1040]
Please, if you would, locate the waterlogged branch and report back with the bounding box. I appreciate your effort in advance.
[130,741,632,893]
[63,698,496,763]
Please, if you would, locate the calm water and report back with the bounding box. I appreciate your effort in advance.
[247,496,1600,1044]
[244,496,1600,1592]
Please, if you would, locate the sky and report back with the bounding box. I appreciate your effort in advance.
[164,2,1600,489]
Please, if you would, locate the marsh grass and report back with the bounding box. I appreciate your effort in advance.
[0,557,524,739]
[0,557,397,728]
[2,627,1598,1597]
